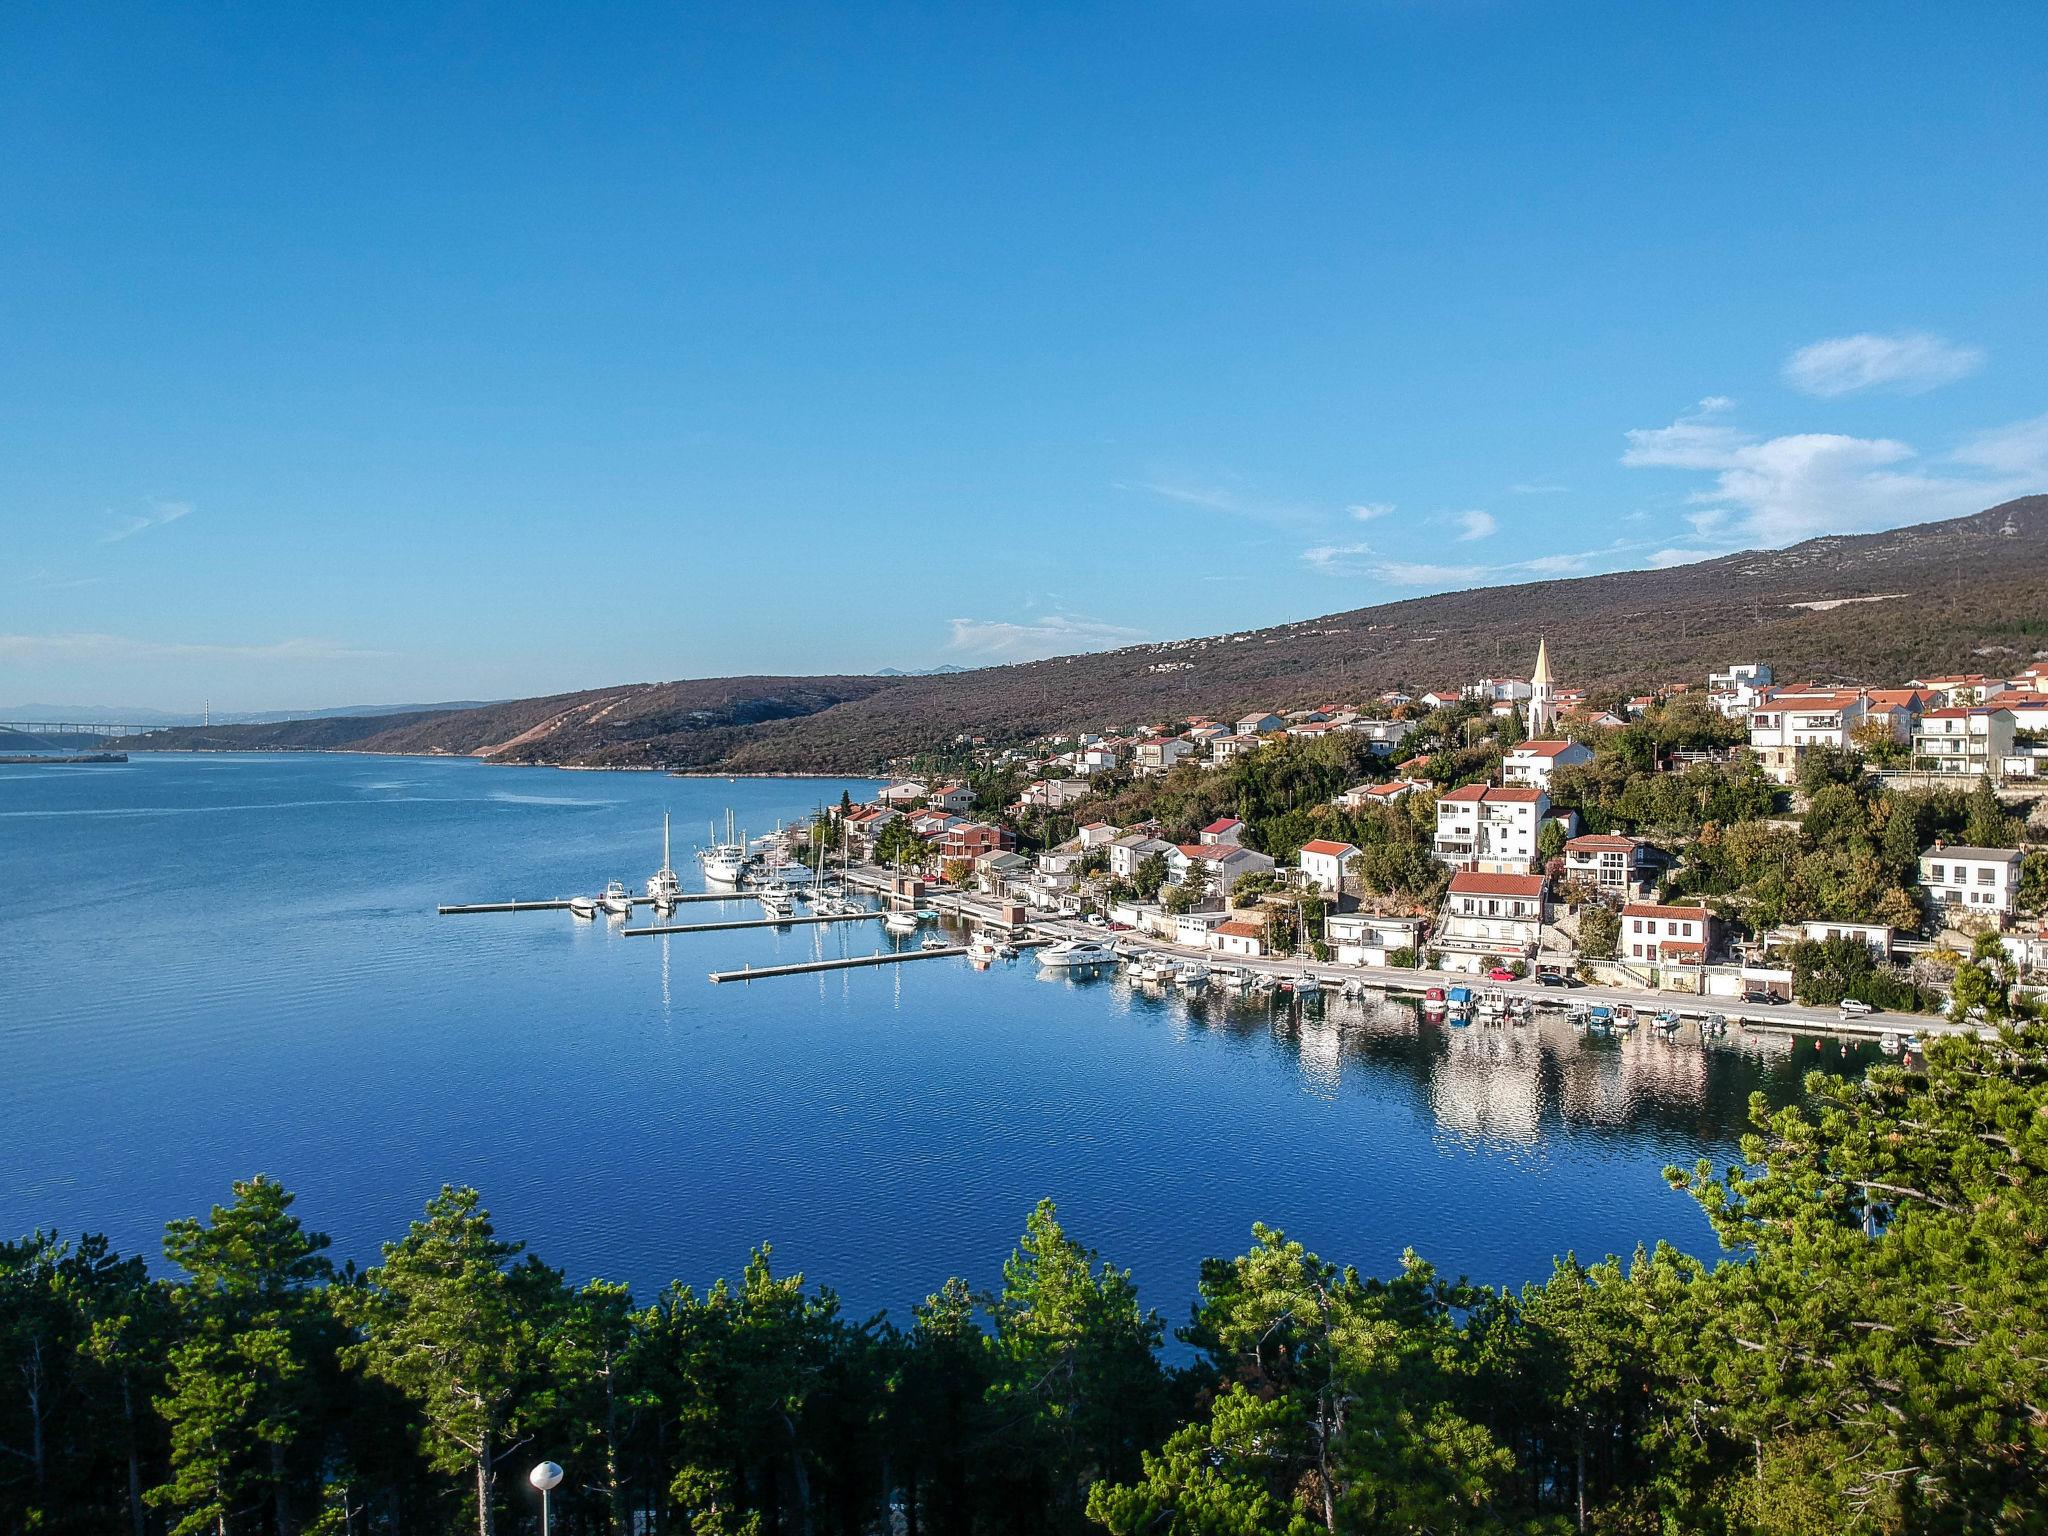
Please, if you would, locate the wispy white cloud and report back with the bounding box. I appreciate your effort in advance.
[0,633,390,662]
[1507,481,1568,496]
[945,613,1146,663]
[1620,401,2048,545]
[1783,331,1984,398]
[1370,560,1491,587]
[1348,502,1396,522]
[1452,509,1497,542]
[101,500,193,544]
[1117,478,1320,527]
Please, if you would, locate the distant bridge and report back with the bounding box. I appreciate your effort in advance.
[0,720,153,737]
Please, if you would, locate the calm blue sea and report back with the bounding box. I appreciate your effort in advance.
[0,753,1862,1322]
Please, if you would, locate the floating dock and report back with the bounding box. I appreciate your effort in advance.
[622,911,894,937]
[438,891,756,915]
[709,946,968,983]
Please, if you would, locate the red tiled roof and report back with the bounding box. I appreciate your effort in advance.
[1515,739,1577,757]
[1442,783,1490,802]
[1623,902,1710,922]
[1486,786,1546,802]
[1201,817,1242,833]
[1299,840,1357,857]
[1566,834,1637,852]
[1215,921,1265,939]
[1449,872,1545,897]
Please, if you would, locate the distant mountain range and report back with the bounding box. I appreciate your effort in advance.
[874,664,969,677]
[115,496,2048,772]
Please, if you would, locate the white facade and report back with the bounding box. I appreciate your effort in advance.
[1435,873,1548,964]
[1919,845,2022,918]
[1621,903,1712,964]
[1326,913,1426,966]
[1912,709,2016,782]
[1296,840,1357,897]
[1502,738,1592,790]
[1747,691,1869,783]
[1433,785,1549,873]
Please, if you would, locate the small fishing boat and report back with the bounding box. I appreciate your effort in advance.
[1567,1003,1592,1028]
[968,931,1004,964]
[1612,1003,1637,1030]
[1176,961,1210,989]
[1879,1030,1901,1054]
[1422,986,1447,1015]
[600,882,632,918]
[1587,1005,1613,1033]
[1339,976,1369,999]
[920,931,950,952]
[1291,972,1322,999]
[1897,1032,1921,1054]
[568,896,598,921]
[1704,1013,1728,1037]
[883,909,919,935]
[1654,1009,1681,1032]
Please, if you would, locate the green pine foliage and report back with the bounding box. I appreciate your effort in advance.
[5,1022,2047,1532]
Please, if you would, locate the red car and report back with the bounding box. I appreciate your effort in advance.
[1486,967,1518,982]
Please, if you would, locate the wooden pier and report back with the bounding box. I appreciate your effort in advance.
[709,946,968,983]
[438,891,753,915]
[622,911,894,937]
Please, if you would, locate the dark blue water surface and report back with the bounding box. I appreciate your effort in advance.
[0,753,1864,1321]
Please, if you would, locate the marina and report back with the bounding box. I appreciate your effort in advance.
[1,752,1911,1323]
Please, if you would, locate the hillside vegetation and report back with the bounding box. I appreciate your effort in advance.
[123,497,2048,771]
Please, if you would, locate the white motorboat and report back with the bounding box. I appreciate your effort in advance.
[1136,955,1180,985]
[698,810,748,886]
[920,931,951,951]
[883,909,920,935]
[568,896,598,921]
[1176,961,1210,988]
[1340,976,1369,999]
[1037,939,1116,969]
[646,813,684,906]
[1290,972,1322,999]
[758,885,797,920]
[600,882,632,918]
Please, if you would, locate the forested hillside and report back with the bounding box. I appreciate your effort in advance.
[122,497,2048,771]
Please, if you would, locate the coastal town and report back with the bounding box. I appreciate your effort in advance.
[815,641,2048,1018]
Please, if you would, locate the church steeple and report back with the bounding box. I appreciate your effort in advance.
[1526,638,1555,736]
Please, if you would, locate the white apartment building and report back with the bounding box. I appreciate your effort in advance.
[1708,662,1773,717]
[1435,872,1548,968]
[1326,912,1427,966]
[1919,844,2023,919]
[1296,839,1357,896]
[1434,784,1548,873]
[1502,738,1593,791]
[1563,833,1649,895]
[1912,708,2016,782]
[1746,689,1870,784]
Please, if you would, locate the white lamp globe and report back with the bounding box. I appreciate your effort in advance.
[530,1462,564,1492]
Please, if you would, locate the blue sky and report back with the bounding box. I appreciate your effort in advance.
[4,2,2045,712]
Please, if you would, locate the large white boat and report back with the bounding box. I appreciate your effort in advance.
[698,810,748,886]
[1037,939,1116,969]
[758,884,797,920]
[568,896,598,921]
[646,813,683,907]
[600,881,633,918]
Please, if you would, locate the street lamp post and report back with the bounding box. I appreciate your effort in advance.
[530,1462,564,1536]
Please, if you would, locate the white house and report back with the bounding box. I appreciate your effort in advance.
[1919,844,2023,919]
[1344,718,1415,757]
[1077,821,1121,848]
[1236,712,1284,737]
[1433,784,1549,873]
[1563,833,1649,896]
[1296,839,1357,897]
[1799,919,1893,958]
[1620,902,1713,965]
[1109,833,1177,880]
[1173,909,1232,947]
[1013,777,1093,813]
[1434,872,1548,969]
[1912,707,2016,782]
[1209,919,1268,957]
[1502,738,1593,791]
[1169,842,1276,896]
[927,782,976,814]
[1326,912,1426,966]
[1335,779,1423,811]
[1908,674,1997,707]
[1133,737,1196,775]
[877,780,930,806]
[1746,689,1870,784]
[1708,662,1774,716]
[1199,817,1244,846]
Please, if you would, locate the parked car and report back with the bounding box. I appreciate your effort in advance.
[1743,990,1784,1005]
[1486,967,1518,982]
[1839,998,1877,1017]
